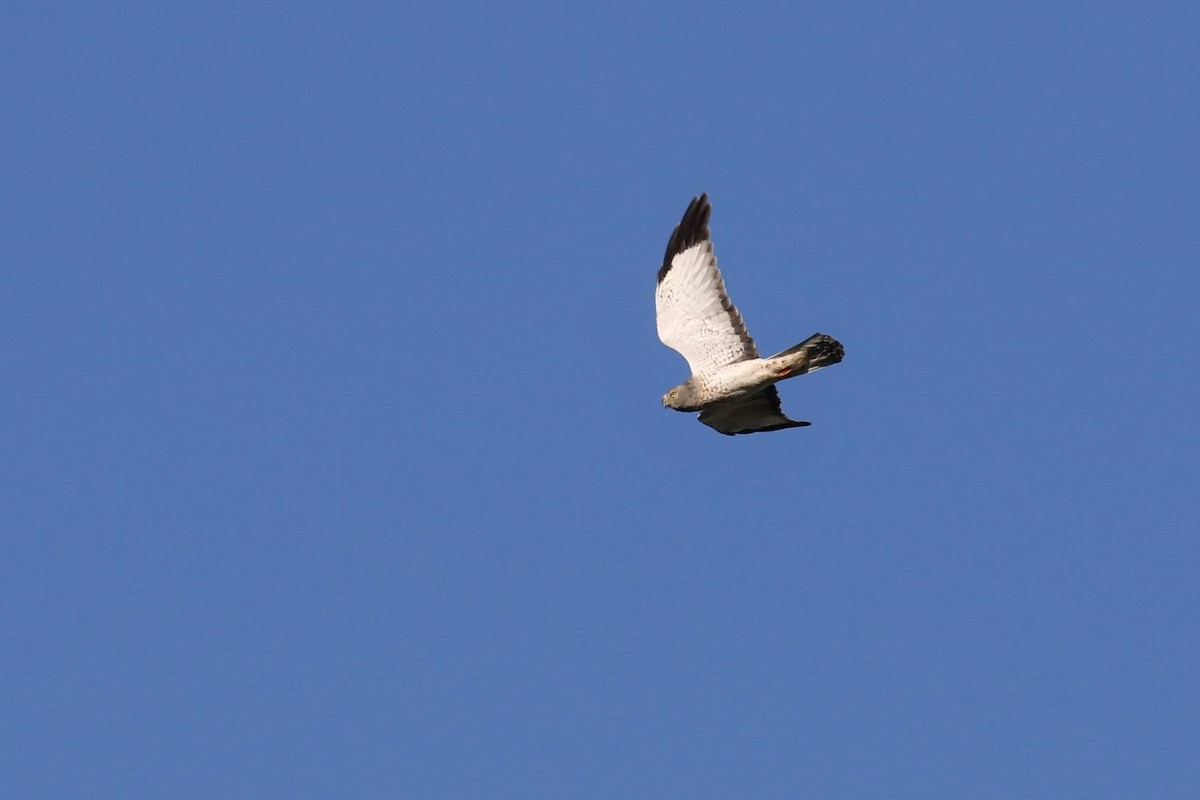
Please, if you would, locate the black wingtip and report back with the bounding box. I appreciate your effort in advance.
[657,193,711,284]
[720,420,811,436]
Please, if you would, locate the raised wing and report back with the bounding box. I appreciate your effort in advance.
[655,194,758,377]
[698,387,810,436]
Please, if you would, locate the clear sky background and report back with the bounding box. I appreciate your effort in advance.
[4,2,1198,797]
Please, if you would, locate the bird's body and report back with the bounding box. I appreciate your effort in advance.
[666,359,777,412]
[655,193,844,435]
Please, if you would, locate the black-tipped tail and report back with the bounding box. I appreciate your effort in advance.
[771,333,844,373]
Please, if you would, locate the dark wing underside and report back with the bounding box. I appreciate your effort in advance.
[697,386,811,436]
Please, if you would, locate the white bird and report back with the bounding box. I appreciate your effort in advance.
[656,193,844,435]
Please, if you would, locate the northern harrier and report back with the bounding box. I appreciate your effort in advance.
[656,193,844,435]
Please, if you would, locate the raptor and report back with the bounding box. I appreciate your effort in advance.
[656,193,844,435]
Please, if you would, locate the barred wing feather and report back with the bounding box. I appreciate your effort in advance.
[655,194,758,377]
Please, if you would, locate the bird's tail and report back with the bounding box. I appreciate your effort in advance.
[768,333,844,378]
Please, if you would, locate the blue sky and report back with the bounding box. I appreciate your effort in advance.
[4,2,1198,797]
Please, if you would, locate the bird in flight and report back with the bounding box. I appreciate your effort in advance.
[656,193,844,435]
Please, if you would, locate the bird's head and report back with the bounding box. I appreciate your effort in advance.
[662,380,701,412]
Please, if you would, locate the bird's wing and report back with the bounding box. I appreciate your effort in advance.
[698,387,810,436]
[656,194,758,377]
